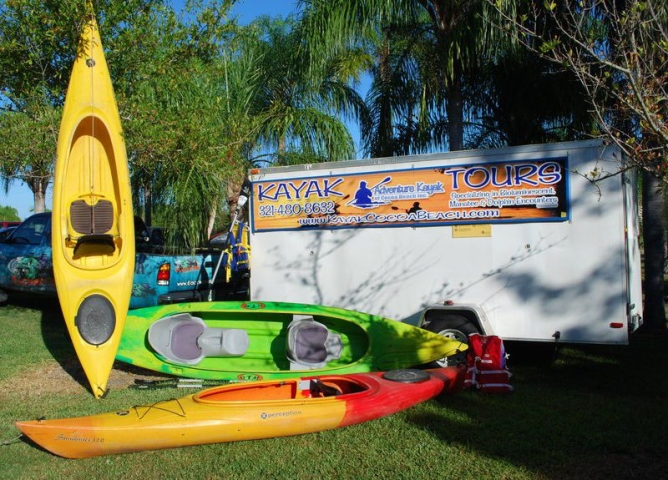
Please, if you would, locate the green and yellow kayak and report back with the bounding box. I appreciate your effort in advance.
[116,301,466,381]
[51,12,134,398]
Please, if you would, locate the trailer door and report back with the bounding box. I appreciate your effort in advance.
[623,168,643,331]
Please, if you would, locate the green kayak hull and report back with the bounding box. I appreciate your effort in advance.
[116,301,466,381]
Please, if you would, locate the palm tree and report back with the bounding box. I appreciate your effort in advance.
[246,15,363,166]
[123,12,365,248]
[299,0,511,154]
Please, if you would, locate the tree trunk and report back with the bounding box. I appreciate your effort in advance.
[376,36,394,158]
[446,62,464,152]
[33,188,46,214]
[207,195,219,239]
[29,177,48,214]
[143,186,152,226]
[641,170,667,331]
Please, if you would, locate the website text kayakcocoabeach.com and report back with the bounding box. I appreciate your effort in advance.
[297,208,501,226]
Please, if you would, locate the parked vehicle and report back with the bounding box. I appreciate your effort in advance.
[0,221,21,229]
[0,226,17,242]
[247,139,643,348]
[0,213,249,307]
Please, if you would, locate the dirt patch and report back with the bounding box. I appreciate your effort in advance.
[0,360,170,398]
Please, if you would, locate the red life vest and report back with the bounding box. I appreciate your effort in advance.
[465,334,513,393]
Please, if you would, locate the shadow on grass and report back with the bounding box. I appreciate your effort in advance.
[407,332,668,480]
[4,292,176,397]
[7,293,93,391]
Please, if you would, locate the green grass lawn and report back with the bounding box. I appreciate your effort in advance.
[1,295,666,480]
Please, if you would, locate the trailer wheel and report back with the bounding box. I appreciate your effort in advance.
[424,315,478,367]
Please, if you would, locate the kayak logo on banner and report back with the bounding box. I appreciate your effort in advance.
[465,334,513,393]
[348,178,392,209]
[347,176,445,210]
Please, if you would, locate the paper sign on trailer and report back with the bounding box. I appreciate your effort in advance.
[248,140,643,346]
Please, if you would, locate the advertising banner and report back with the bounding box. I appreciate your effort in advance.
[251,157,569,232]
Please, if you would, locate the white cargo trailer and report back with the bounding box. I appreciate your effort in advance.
[248,140,643,347]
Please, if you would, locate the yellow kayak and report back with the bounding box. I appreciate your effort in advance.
[51,12,134,398]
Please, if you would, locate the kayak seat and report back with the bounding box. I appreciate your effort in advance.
[198,326,249,358]
[286,316,343,370]
[309,379,343,397]
[70,199,115,234]
[69,199,116,256]
[170,321,205,361]
[148,313,250,365]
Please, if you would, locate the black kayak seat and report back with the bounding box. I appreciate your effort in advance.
[148,313,249,365]
[286,315,343,370]
[309,378,343,397]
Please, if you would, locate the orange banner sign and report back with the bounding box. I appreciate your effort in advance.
[251,158,569,231]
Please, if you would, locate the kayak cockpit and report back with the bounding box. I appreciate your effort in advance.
[62,116,128,264]
[286,316,343,370]
[148,313,250,365]
[195,377,368,403]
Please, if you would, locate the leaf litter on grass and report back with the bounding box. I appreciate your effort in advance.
[0,359,171,401]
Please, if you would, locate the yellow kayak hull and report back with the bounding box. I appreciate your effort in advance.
[51,14,134,398]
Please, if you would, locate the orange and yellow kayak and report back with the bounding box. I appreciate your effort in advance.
[16,366,464,458]
[51,12,134,398]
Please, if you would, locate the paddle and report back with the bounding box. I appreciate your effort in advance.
[370,176,392,190]
[130,378,231,390]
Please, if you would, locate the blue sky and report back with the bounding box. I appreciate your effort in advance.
[2,1,300,220]
[171,0,300,24]
[220,0,299,24]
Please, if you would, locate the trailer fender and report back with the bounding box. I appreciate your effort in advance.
[420,304,491,336]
